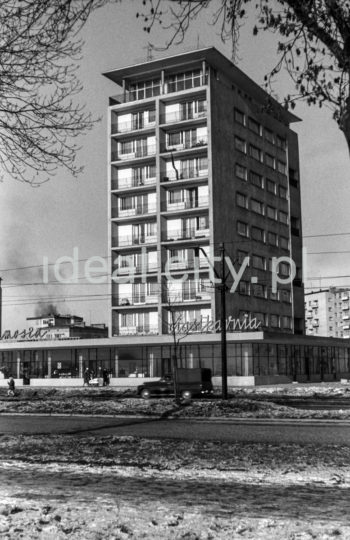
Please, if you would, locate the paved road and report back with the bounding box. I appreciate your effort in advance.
[1,415,350,445]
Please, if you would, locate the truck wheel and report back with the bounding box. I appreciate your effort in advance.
[181,390,192,400]
[141,389,151,399]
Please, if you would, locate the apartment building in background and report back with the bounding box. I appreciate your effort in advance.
[305,287,350,338]
[104,47,305,338]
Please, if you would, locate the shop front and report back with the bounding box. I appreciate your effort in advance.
[0,332,349,387]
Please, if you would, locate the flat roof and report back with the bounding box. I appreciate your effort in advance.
[103,46,300,124]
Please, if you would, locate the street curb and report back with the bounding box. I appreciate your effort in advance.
[1,412,350,426]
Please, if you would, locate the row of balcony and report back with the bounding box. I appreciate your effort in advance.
[111,169,208,191]
[114,258,209,276]
[118,325,159,336]
[112,228,209,247]
[111,110,207,135]
[111,137,208,162]
[111,197,209,219]
[114,291,211,307]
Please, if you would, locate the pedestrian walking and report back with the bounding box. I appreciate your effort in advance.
[83,368,90,387]
[102,369,109,386]
[7,376,15,397]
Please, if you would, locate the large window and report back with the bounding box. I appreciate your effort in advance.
[167,70,202,92]
[130,79,160,100]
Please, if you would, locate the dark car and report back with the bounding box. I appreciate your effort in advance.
[137,368,213,400]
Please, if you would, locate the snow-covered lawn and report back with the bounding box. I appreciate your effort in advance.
[0,435,349,539]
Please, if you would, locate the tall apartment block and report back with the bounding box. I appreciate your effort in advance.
[104,47,305,338]
[305,287,350,338]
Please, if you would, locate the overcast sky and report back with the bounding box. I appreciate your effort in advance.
[1,0,350,332]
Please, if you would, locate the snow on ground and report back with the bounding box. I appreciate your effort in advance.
[0,436,350,539]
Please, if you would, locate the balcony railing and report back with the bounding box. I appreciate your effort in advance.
[118,325,159,336]
[161,137,208,153]
[166,290,211,303]
[117,294,158,306]
[162,169,208,183]
[167,258,209,271]
[111,145,156,162]
[114,234,158,247]
[164,227,209,242]
[161,196,208,212]
[160,109,207,124]
[111,118,156,134]
[111,176,156,191]
[116,263,158,275]
[112,203,157,218]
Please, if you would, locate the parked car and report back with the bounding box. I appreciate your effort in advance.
[137,368,213,400]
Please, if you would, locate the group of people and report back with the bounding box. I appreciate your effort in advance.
[83,367,110,387]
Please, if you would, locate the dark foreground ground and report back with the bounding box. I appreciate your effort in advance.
[0,383,350,539]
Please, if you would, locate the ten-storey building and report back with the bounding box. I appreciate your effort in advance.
[104,47,305,338]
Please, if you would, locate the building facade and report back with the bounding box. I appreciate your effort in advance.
[25,314,108,340]
[104,47,304,339]
[305,287,350,338]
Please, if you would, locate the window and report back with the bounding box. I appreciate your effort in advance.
[234,108,245,125]
[235,163,247,181]
[277,135,287,150]
[282,315,292,330]
[239,281,250,295]
[279,185,288,199]
[250,144,263,162]
[237,250,250,265]
[266,179,276,194]
[279,211,289,225]
[237,221,249,237]
[235,136,246,153]
[251,226,265,242]
[265,128,275,144]
[253,284,267,298]
[130,79,161,100]
[267,206,277,220]
[248,117,261,135]
[252,254,266,270]
[267,231,278,246]
[250,171,263,188]
[281,289,292,303]
[270,314,280,328]
[289,168,299,187]
[265,153,275,169]
[251,199,264,215]
[279,262,290,276]
[280,236,289,250]
[277,160,287,174]
[167,70,202,92]
[291,216,300,235]
[236,192,248,209]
